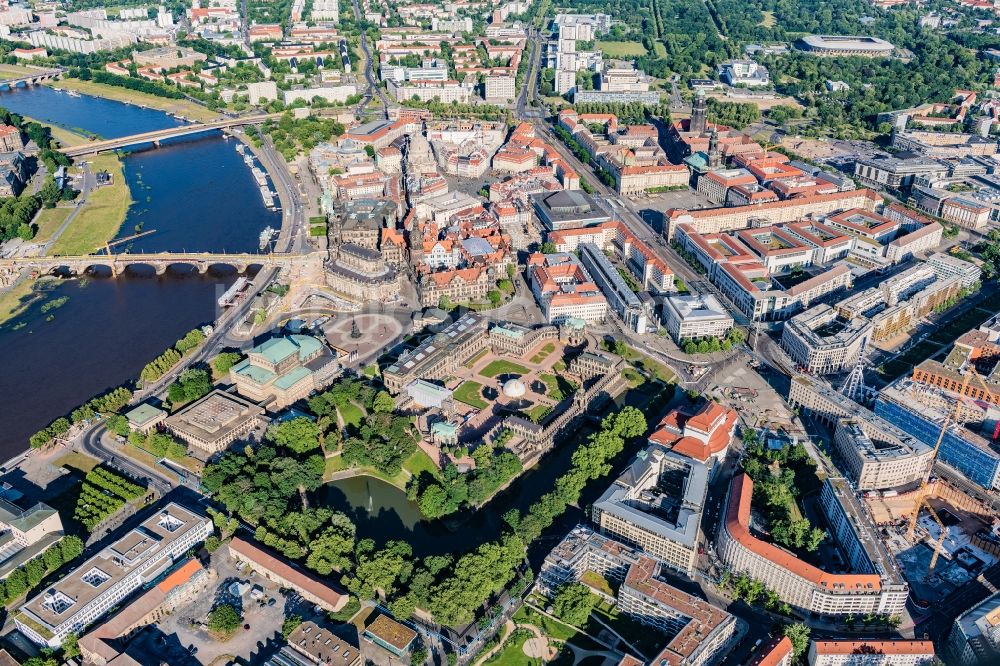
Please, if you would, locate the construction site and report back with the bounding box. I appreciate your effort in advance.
[863,334,1000,616]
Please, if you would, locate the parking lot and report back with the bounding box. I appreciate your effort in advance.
[127,547,294,665]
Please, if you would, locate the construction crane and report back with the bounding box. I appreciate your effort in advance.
[906,365,999,573]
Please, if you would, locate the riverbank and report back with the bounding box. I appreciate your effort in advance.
[19,113,90,149]
[45,78,223,123]
[49,153,132,255]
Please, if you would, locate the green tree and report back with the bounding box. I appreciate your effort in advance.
[204,535,222,553]
[540,241,558,254]
[62,634,80,660]
[551,582,596,626]
[784,623,810,657]
[207,604,241,637]
[372,391,395,414]
[267,417,322,454]
[281,615,303,637]
[212,352,242,375]
[38,176,62,209]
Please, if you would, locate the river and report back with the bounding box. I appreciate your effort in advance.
[0,86,280,457]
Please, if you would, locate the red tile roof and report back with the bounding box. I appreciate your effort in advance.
[748,637,793,666]
[725,475,882,591]
[229,538,348,611]
[812,640,935,656]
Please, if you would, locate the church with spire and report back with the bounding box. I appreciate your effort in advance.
[667,89,765,182]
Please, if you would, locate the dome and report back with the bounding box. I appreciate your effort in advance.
[502,378,526,399]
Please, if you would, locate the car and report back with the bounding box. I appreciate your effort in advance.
[268,598,277,607]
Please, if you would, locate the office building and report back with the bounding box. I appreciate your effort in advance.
[15,503,212,649]
[926,252,982,289]
[592,445,708,577]
[875,381,1000,490]
[528,252,609,325]
[79,559,212,665]
[578,242,648,333]
[781,304,872,375]
[661,293,734,342]
[947,591,1000,666]
[718,59,770,86]
[833,418,933,491]
[819,478,908,600]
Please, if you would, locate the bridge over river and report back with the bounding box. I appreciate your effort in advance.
[0,251,323,287]
[61,113,282,157]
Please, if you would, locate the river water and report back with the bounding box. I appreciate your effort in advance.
[0,86,279,457]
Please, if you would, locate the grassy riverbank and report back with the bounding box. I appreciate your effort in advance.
[45,79,223,123]
[32,207,73,243]
[0,277,38,325]
[49,153,131,255]
[27,118,89,149]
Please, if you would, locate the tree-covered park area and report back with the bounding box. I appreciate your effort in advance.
[202,386,651,630]
[740,429,826,556]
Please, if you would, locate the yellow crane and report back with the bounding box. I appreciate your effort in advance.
[906,366,998,573]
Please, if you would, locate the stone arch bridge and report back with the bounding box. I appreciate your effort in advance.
[0,251,324,287]
[0,67,63,89]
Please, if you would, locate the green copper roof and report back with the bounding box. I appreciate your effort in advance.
[252,335,323,364]
[232,359,277,385]
[124,403,166,425]
[274,365,313,390]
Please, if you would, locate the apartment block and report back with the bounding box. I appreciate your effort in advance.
[718,474,906,616]
[538,527,740,666]
[808,640,935,666]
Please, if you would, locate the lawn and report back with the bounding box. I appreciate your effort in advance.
[337,402,366,427]
[32,207,72,244]
[53,451,100,474]
[323,454,348,479]
[538,373,576,401]
[480,359,531,378]
[454,380,489,409]
[0,276,42,326]
[484,630,531,666]
[596,40,647,57]
[50,153,131,256]
[527,404,552,423]
[622,367,645,388]
[323,453,408,487]
[579,571,615,597]
[759,10,776,27]
[465,347,490,368]
[402,448,440,479]
[22,115,89,148]
[513,606,578,642]
[47,79,223,123]
[529,342,556,364]
[653,42,668,58]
